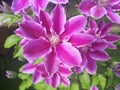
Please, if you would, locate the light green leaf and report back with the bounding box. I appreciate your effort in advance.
[13,46,23,58]
[18,73,30,80]
[79,71,91,89]
[98,74,106,90]
[70,83,79,90]
[92,75,99,86]
[4,34,21,48]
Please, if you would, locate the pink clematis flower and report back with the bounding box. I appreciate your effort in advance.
[79,0,120,23]
[11,0,68,14]
[90,86,99,90]
[15,4,94,75]
[75,19,120,74]
[22,60,72,87]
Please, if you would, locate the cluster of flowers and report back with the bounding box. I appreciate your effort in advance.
[12,0,120,88]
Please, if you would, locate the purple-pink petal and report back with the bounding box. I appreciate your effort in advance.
[23,39,51,60]
[14,28,24,38]
[50,0,68,4]
[59,64,72,76]
[106,11,120,24]
[104,33,120,42]
[109,0,120,6]
[85,55,97,74]
[61,77,70,86]
[90,40,108,50]
[90,5,107,19]
[40,10,52,34]
[45,51,59,75]
[22,63,36,74]
[79,0,95,16]
[33,69,42,84]
[69,33,94,47]
[90,50,110,61]
[20,20,46,39]
[89,19,98,29]
[90,86,99,90]
[31,0,48,14]
[51,4,66,34]
[11,0,29,13]
[56,42,81,67]
[52,73,60,88]
[107,43,117,49]
[62,15,87,38]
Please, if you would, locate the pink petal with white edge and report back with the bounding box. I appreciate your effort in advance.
[85,55,97,74]
[20,39,29,46]
[106,11,120,24]
[45,51,59,75]
[90,50,110,61]
[61,77,70,86]
[105,33,120,42]
[20,20,46,39]
[22,63,37,74]
[11,0,29,13]
[31,0,48,14]
[90,5,107,19]
[33,69,42,84]
[52,73,60,88]
[14,28,24,38]
[59,64,72,76]
[107,43,116,49]
[69,33,94,47]
[79,0,95,16]
[56,42,82,67]
[40,10,52,34]
[62,15,87,39]
[90,86,98,90]
[50,0,68,4]
[51,4,66,34]
[23,39,51,61]
[91,40,108,50]
[109,0,120,6]
[89,19,97,29]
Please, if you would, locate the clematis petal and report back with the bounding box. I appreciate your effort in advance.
[31,0,48,14]
[11,0,29,13]
[62,15,87,39]
[23,39,51,60]
[112,4,120,11]
[90,5,107,19]
[50,0,68,4]
[61,77,70,86]
[59,64,72,76]
[69,33,94,47]
[91,40,108,50]
[22,63,36,74]
[33,69,42,84]
[89,19,98,29]
[90,50,110,61]
[45,51,59,75]
[86,55,97,74]
[107,43,116,49]
[40,10,52,34]
[106,11,120,24]
[14,28,24,38]
[51,4,66,34]
[79,0,95,16]
[52,73,60,88]
[20,39,29,46]
[20,20,46,39]
[109,0,120,6]
[56,42,81,67]
[98,19,105,31]
[90,86,98,90]
[104,33,120,42]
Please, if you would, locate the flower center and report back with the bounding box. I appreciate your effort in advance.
[98,0,109,7]
[49,34,60,46]
[80,46,88,53]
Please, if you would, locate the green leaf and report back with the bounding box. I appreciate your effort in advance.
[4,34,21,48]
[91,75,99,86]
[79,71,91,89]
[18,73,30,80]
[70,83,79,90]
[19,77,32,90]
[98,74,106,90]
[34,58,44,64]
[13,46,23,58]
